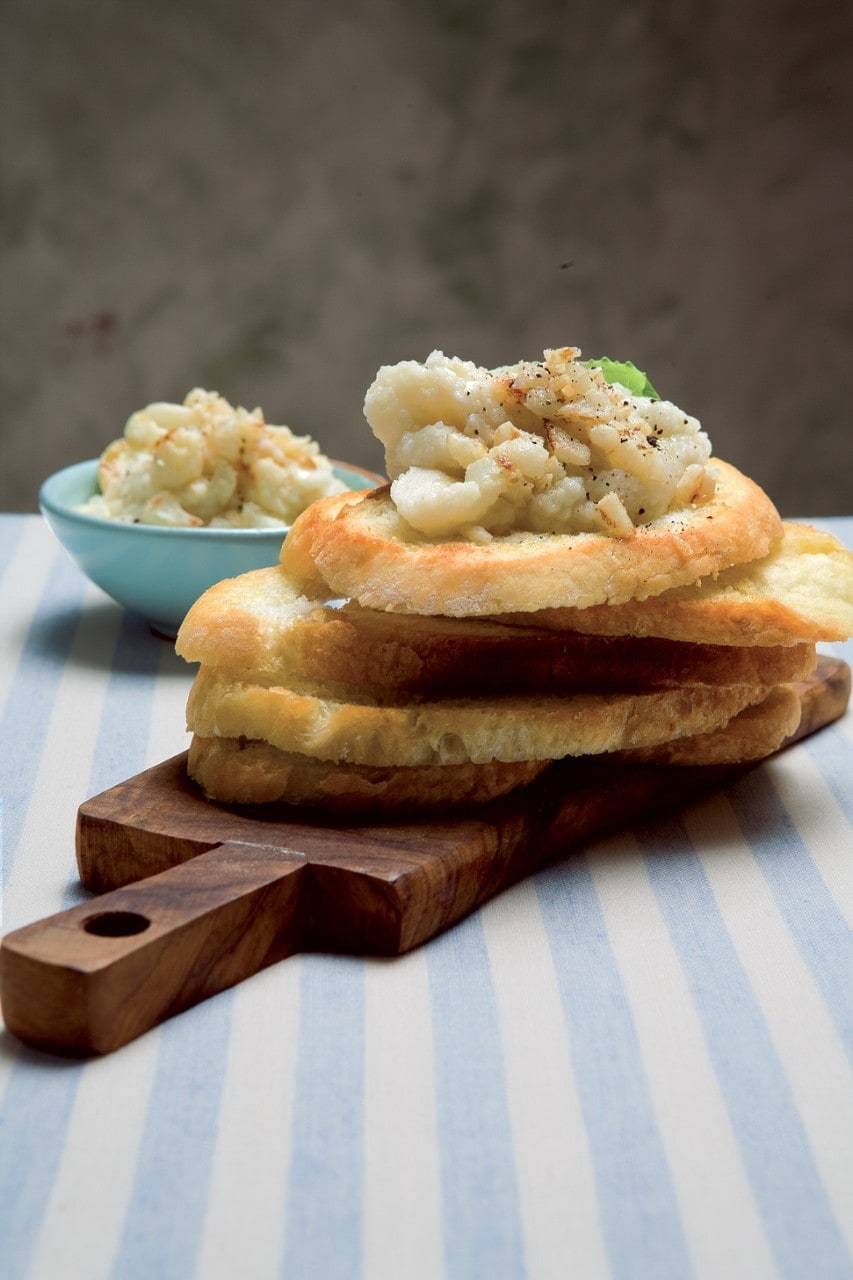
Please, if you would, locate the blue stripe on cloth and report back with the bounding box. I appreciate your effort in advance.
[282,954,365,1280]
[0,1050,83,1280]
[426,912,525,1280]
[109,993,233,1280]
[0,549,87,889]
[0,514,27,576]
[61,609,167,908]
[535,856,692,1280]
[639,814,853,1280]
[88,611,165,791]
[80,609,225,1279]
[802,722,853,824]
[726,766,853,1064]
[0,598,168,1278]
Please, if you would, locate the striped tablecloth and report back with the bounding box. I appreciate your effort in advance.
[1,512,851,1280]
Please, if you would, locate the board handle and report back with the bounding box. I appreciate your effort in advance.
[0,843,307,1055]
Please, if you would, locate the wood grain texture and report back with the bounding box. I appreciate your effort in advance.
[1,655,848,1056]
[0,848,306,1055]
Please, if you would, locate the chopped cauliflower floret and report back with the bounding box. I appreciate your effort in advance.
[77,389,346,528]
[364,347,715,539]
[395,423,487,473]
[391,467,497,536]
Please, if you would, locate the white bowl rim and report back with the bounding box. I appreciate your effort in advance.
[39,457,382,539]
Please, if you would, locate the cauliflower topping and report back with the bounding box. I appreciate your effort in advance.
[77,389,346,528]
[364,347,717,540]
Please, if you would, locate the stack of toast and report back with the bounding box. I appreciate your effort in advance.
[176,517,851,814]
[176,348,852,813]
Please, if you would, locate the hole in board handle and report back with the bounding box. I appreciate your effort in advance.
[83,911,151,938]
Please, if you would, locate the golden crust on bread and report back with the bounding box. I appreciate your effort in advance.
[279,460,782,615]
[504,523,853,646]
[177,566,816,695]
[618,683,802,766]
[186,678,807,808]
[186,667,773,766]
[187,735,549,810]
[176,568,330,680]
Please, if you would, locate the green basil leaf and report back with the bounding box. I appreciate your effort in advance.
[581,357,659,399]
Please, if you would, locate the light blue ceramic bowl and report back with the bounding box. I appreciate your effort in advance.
[40,458,383,637]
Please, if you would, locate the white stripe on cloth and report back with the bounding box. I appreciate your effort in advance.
[25,640,203,1280]
[763,746,853,930]
[0,520,58,720]
[588,831,777,1280]
[3,583,121,930]
[24,1034,162,1280]
[195,960,301,1280]
[638,809,852,1279]
[482,874,610,1280]
[363,947,443,1280]
[687,792,853,1260]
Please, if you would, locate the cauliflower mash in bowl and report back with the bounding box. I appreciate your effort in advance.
[40,389,382,636]
[77,387,348,528]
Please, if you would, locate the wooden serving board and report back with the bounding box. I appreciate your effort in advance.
[1,655,848,1056]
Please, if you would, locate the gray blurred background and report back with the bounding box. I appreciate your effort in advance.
[2,0,852,515]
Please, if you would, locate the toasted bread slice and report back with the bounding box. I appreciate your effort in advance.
[279,459,781,615]
[176,565,815,695]
[187,682,803,811]
[618,683,803,766]
[187,735,549,810]
[501,523,853,646]
[186,667,772,766]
